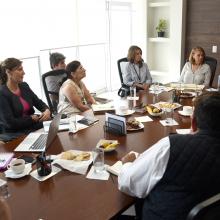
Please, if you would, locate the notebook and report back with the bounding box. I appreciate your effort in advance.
[0,152,14,169]
[14,112,62,152]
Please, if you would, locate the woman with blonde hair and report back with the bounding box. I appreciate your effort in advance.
[179,46,211,86]
[123,45,152,90]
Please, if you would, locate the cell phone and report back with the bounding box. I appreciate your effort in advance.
[19,155,36,164]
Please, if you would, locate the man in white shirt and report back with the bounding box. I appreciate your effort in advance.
[118,92,220,220]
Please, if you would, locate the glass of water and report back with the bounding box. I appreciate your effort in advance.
[68,115,78,134]
[164,108,174,125]
[92,148,105,174]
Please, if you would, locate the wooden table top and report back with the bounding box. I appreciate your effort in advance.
[0,90,192,220]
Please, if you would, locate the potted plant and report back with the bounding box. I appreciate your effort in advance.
[156,19,167,37]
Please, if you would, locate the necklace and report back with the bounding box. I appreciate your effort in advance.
[132,64,141,81]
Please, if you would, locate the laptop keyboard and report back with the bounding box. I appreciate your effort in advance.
[29,134,48,150]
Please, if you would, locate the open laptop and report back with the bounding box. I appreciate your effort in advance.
[14,112,62,152]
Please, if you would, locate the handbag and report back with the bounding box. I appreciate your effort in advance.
[118,84,130,97]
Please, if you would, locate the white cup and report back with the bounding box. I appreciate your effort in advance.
[182,106,193,115]
[7,159,25,174]
[92,148,105,173]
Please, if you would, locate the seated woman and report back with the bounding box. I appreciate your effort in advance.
[0,58,51,134]
[179,46,211,86]
[57,60,96,117]
[123,45,152,90]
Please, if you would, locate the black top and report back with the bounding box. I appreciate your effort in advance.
[0,82,49,133]
[142,130,220,220]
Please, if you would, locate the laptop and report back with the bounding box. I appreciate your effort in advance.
[14,112,62,152]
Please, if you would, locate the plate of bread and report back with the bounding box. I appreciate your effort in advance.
[60,151,91,161]
[96,139,119,152]
[146,105,163,117]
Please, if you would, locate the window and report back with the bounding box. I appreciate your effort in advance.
[0,0,146,99]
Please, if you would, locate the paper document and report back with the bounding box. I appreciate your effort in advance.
[106,151,139,176]
[43,115,84,132]
[92,102,115,112]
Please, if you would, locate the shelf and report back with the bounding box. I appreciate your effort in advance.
[149,2,170,7]
[149,37,170,42]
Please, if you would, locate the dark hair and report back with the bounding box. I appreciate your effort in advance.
[0,58,22,84]
[61,60,81,85]
[194,92,220,131]
[127,45,143,68]
[189,46,205,65]
[49,52,66,69]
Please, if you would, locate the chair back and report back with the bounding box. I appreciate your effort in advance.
[117,57,128,85]
[187,193,220,220]
[42,69,67,115]
[204,56,217,87]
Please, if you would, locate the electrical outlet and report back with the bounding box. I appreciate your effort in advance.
[212,45,217,53]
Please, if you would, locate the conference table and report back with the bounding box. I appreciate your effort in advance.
[0,90,192,220]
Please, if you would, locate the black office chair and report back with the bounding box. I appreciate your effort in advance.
[42,69,67,115]
[117,57,128,85]
[187,193,220,220]
[204,56,217,87]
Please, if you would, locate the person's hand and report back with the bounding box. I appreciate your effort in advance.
[38,109,51,122]
[31,114,40,122]
[142,83,150,90]
[121,153,136,164]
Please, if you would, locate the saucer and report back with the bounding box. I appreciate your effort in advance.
[178,110,192,117]
[4,163,32,179]
[116,110,135,116]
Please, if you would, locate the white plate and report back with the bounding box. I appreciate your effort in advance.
[96,139,119,152]
[127,122,144,131]
[154,102,182,110]
[116,110,135,116]
[180,92,196,98]
[178,110,192,117]
[5,163,32,179]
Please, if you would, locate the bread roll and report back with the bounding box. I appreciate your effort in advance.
[61,151,76,160]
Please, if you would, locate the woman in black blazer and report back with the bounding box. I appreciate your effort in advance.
[0,58,51,133]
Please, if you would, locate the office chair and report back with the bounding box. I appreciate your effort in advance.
[117,57,131,97]
[42,69,67,115]
[117,57,128,85]
[204,56,217,87]
[186,193,220,220]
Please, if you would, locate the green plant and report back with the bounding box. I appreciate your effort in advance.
[156,19,167,32]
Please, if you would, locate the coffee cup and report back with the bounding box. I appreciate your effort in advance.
[115,105,128,115]
[182,106,193,115]
[7,159,25,174]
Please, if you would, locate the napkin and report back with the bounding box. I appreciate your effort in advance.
[135,116,153,122]
[176,129,191,134]
[5,163,32,178]
[30,165,61,182]
[52,150,93,175]
[86,166,109,180]
[206,88,218,92]
[160,119,179,126]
